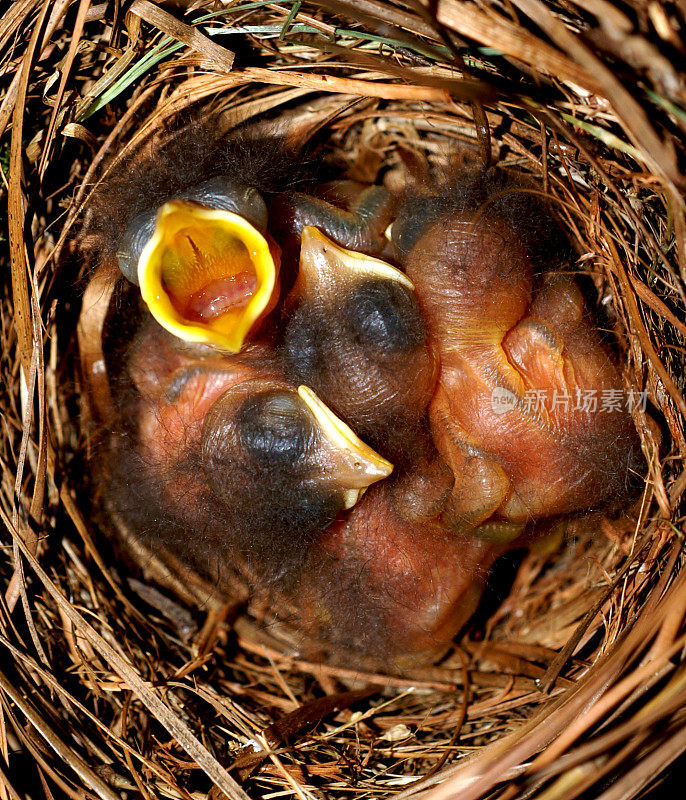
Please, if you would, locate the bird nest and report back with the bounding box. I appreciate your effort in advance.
[1,1,685,799]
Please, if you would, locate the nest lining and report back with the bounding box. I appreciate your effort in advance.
[1,1,685,799]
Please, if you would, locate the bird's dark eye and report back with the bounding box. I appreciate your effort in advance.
[345,279,425,353]
[237,391,313,466]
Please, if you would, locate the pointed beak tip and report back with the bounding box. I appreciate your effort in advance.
[301,225,319,239]
[297,385,393,489]
[299,225,331,257]
[297,226,414,290]
[359,452,394,481]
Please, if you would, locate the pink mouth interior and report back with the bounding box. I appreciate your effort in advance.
[176,272,258,322]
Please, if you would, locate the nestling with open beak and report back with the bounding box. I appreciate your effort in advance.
[83,122,395,356]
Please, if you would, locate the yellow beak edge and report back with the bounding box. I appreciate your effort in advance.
[138,201,279,353]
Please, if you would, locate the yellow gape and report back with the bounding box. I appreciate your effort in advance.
[138,200,278,352]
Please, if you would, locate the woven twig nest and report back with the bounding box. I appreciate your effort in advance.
[1,2,685,799]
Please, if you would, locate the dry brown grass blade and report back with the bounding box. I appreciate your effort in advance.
[155,85,349,143]
[522,676,686,797]
[3,517,251,800]
[433,0,603,94]
[27,275,47,518]
[539,106,686,306]
[0,669,120,800]
[609,239,686,420]
[317,0,439,39]
[532,637,686,772]
[5,272,50,619]
[129,0,235,72]
[76,269,114,424]
[405,541,686,800]
[239,66,452,100]
[37,0,90,179]
[2,631,175,773]
[290,35,495,101]
[595,723,686,800]
[0,0,72,141]
[231,688,377,776]
[537,540,652,693]
[6,343,40,625]
[423,656,470,779]
[7,0,50,381]
[1,698,105,800]
[0,70,22,143]
[509,0,682,190]
[0,0,41,53]
[630,277,686,340]
[0,761,22,800]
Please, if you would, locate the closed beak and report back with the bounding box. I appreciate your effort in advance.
[293,225,413,302]
[297,385,393,507]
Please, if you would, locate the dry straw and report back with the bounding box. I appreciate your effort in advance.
[1,1,684,798]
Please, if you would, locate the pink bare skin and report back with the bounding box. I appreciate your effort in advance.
[102,312,393,599]
[83,149,643,671]
[293,462,508,669]
[399,192,640,534]
[125,322,271,519]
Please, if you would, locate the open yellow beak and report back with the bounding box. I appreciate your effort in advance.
[138,200,279,353]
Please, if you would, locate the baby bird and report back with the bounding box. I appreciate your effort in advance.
[80,121,643,670]
[87,123,395,355]
[269,178,395,270]
[392,166,642,536]
[102,314,391,592]
[280,227,438,465]
[285,458,506,669]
